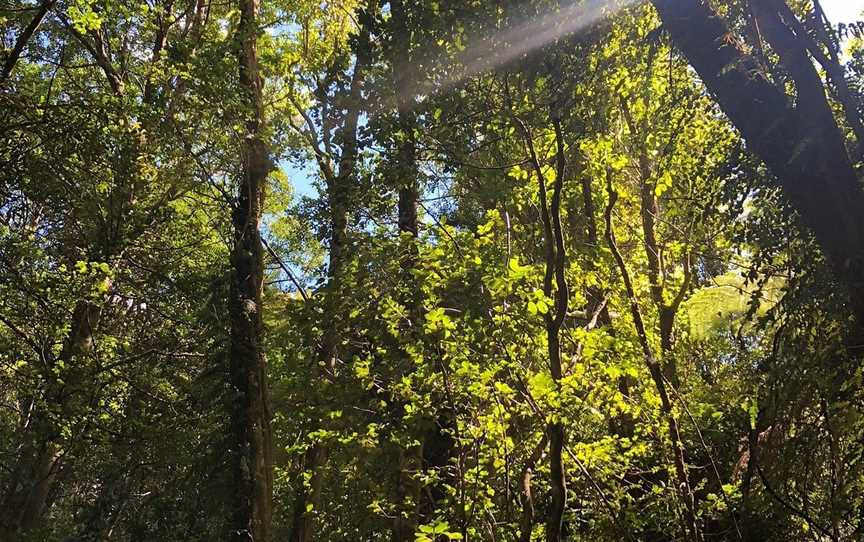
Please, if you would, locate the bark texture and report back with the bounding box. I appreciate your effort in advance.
[229,0,273,536]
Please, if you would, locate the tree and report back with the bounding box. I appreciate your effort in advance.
[651,0,864,324]
[228,0,274,535]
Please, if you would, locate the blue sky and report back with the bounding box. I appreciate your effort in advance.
[283,0,864,201]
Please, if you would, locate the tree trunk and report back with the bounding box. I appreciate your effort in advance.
[604,172,701,542]
[0,8,190,534]
[519,434,548,542]
[228,0,273,537]
[0,0,57,85]
[546,337,567,542]
[290,4,376,539]
[0,278,108,534]
[620,97,688,387]
[515,114,570,542]
[388,1,457,536]
[289,445,325,542]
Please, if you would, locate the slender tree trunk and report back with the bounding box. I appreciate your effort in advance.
[514,114,570,542]
[547,120,570,542]
[546,335,567,542]
[579,173,631,439]
[604,172,701,542]
[0,0,57,85]
[519,434,548,542]
[290,5,376,540]
[620,98,691,387]
[228,0,273,537]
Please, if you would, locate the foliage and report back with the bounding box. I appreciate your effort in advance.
[2,0,864,540]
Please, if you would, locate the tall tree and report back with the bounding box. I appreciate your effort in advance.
[511,112,570,542]
[0,1,190,531]
[387,1,423,539]
[229,0,274,535]
[5,1,864,540]
[604,170,701,542]
[287,3,377,539]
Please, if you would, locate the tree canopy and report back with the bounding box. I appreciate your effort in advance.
[2,0,864,540]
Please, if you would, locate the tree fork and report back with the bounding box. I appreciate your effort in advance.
[604,171,701,542]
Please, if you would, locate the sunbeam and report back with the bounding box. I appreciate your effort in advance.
[424,0,643,97]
